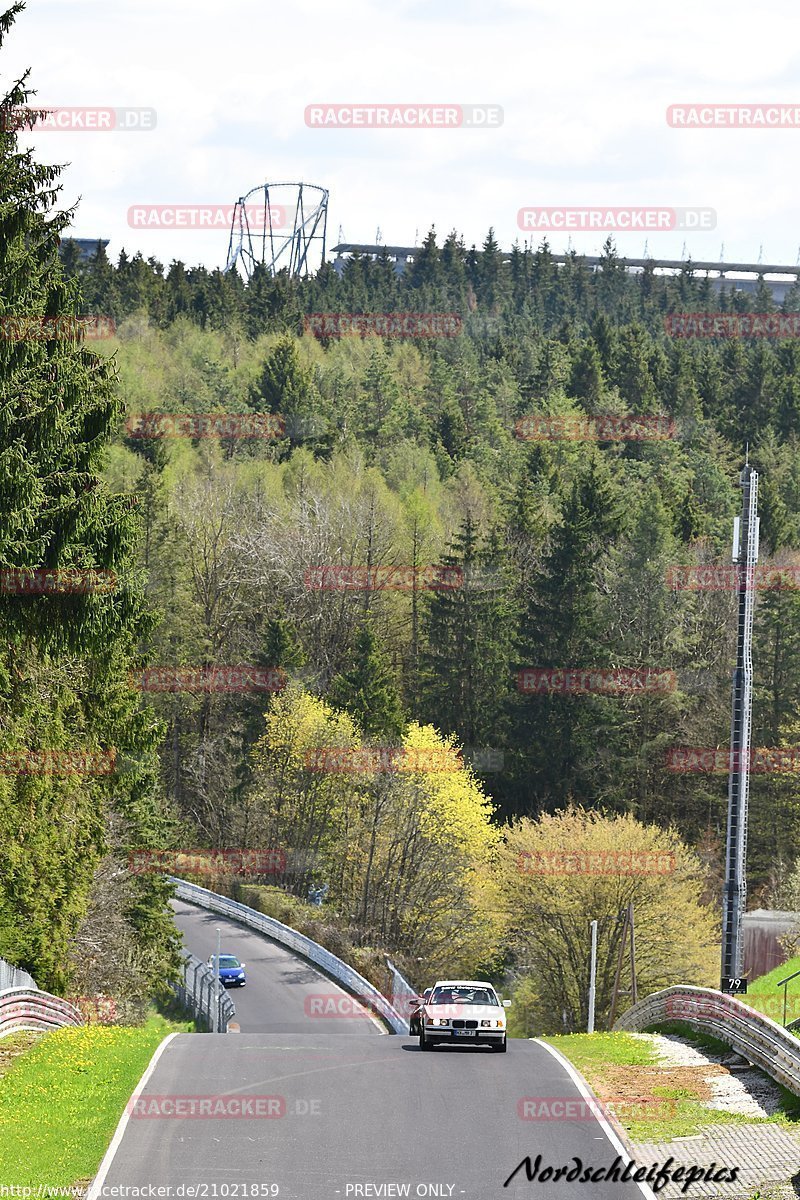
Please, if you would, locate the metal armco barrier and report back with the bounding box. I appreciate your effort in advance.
[614,985,800,1096]
[172,877,410,1033]
[0,987,83,1037]
[174,951,236,1033]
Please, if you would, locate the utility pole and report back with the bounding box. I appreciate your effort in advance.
[628,902,638,1005]
[721,463,759,994]
[587,919,598,1033]
[212,926,221,1033]
[608,904,638,1027]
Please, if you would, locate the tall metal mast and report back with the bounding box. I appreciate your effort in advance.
[720,463,759,992]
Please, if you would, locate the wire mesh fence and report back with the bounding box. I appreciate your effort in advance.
[0,956,37,992]
[173,952,236,1032]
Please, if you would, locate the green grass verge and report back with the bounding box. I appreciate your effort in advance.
[0,1012,193,1189]
[745,955,800,1029]
[544,1031,800,1142]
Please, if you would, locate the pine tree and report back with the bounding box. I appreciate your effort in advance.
[327,623,406,743]
[512,455,625,810]
[249,331,322,447]
[569,340,605,408]
[0,3,179,993]
[417,515,514,751]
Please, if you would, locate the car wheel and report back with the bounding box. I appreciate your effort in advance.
[492,1035,507,1053]
[420,1029,432,1051]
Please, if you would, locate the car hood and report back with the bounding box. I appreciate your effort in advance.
[424,1003,502,1021]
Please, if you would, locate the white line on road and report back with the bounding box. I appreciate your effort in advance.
[533,1039,658,1199]
[86,1032,179,1200]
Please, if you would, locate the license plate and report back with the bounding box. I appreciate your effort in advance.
[453,1029,476,1037]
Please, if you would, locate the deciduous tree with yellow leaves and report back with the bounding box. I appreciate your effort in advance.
[501,808,718,1034]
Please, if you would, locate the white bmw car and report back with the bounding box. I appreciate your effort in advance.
[418,979,510,1052]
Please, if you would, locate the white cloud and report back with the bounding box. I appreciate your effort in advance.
[3,0,800,269]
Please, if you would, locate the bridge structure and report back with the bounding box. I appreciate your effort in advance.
[331,243,800,301]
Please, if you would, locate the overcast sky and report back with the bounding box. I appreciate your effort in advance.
[4,0,800,272]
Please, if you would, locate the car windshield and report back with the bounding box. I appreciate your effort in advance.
[214,956,241,969]
[430,986,497,1006]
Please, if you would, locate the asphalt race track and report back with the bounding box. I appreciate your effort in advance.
[171,898,382,1035]
[90,899,654,1199]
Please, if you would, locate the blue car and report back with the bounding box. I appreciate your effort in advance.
[208,953,247,987]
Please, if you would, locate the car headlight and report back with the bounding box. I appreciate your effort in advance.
[481,1019,504,1028]
[427,1017,449,1026]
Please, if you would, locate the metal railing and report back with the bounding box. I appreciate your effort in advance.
[614,984,800,1096]
[776,968,800,1030]
[0,988,83,1038]
[0,955,36,992]
[171,877,409,1033]
[173,951,236,1032]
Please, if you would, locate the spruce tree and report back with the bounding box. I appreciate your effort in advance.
[512,455,624,810]
[327,623,406,743]
[417,514,514,751]
[0,2,179,992]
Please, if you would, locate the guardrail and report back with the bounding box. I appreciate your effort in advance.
[0,988,84,1038]
[614,985,800,1096]
[173,951,236,1033]
[171,877,409,1033]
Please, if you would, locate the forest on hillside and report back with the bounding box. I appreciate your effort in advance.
[67,231,800,900]
[6,162,800,1020]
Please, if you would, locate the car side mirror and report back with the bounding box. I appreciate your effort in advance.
[502,999,512,1008]
[241,963,246,969]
